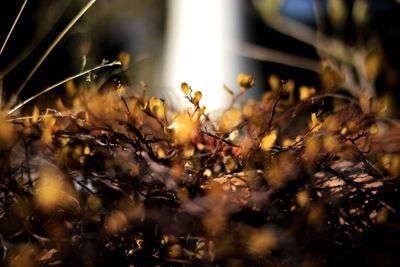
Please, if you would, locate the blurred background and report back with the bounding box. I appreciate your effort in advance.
[1,0,400,113]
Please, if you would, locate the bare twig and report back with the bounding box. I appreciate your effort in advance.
[200,129,240,148]
[7,60,120,115]
[234,41,320,72]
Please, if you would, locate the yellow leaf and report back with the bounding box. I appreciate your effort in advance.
[193,91,202,105]
[364,50,382,81]
[282,138,294,147]
[219,108,242,131]
[148,96,165,120]
[260,130,277,151]
[310,113,321,132]
[370,124,378,135]
[323,135,339,153]
[181,82,190,95]
[243,99,256,117]
[149,96,160,113]
[296,191,310,208]
[117,51,131,68]
[84,146,91,155]
[32,106,40,123]
[236,73,255,89]
[268,74,280,91]
[299,86,316,100]
[168,112,197,144]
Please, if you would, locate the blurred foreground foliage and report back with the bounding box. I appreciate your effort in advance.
[1,64,400,267]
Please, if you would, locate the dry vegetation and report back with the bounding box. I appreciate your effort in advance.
[1,68,400,266]
[1,1,400,267]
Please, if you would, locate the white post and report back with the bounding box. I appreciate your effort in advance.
[162,0,241,112]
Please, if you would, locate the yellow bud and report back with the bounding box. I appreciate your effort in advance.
[181,82,190,95]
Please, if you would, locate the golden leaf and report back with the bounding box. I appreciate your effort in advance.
[268,74,280,91]
[323,135,339,153]
[299,86,316,100]
[181,82,190,95]
[310,113,322,132]
[260,130,277,151]
[296,191,310,208]
[236,73,255,89]
[168,112,197,144]
[247,228,277,255]
[0,113,15,147]
[243,99,256,117]
[193,91,202,105]
[32,106,40,123]
[149,96,160,113]
[219,108,242,131]
[117,51,131,68]
[149,96,165,120]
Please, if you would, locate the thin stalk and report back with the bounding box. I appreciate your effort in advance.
[7,60,121,115]
[0,0,28,56]
[8,0,96,107]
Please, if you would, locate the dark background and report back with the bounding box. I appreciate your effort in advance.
[241,0,400,99]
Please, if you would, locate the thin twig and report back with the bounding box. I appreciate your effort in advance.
[7,60,121,115]
[235,41,320,72]
[0,1,71,79]
[8,0,97,107]
[0,0,28,56]
[259,83,283,137]
[200,129,240,148]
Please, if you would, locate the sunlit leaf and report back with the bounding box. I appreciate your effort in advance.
[260,130,277,151]
[236,72,255,89]
[117,51,131,68]
[370,124,379,135]
[268,74,280,91]
[181,82,190,95]
[310,113,322,132]
[243,99,256,117]
[364,50,382,81]
[323,135,339,153]
[0,112,15,147]
[299,86,316,101]
[193,91,202,105]
[296,190,310,208]
[219,108,242,131]
[247,228,277,255]
[31,106,40,123]
[168,111,197,144]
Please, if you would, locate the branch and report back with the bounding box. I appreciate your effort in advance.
[7,60,121,115]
